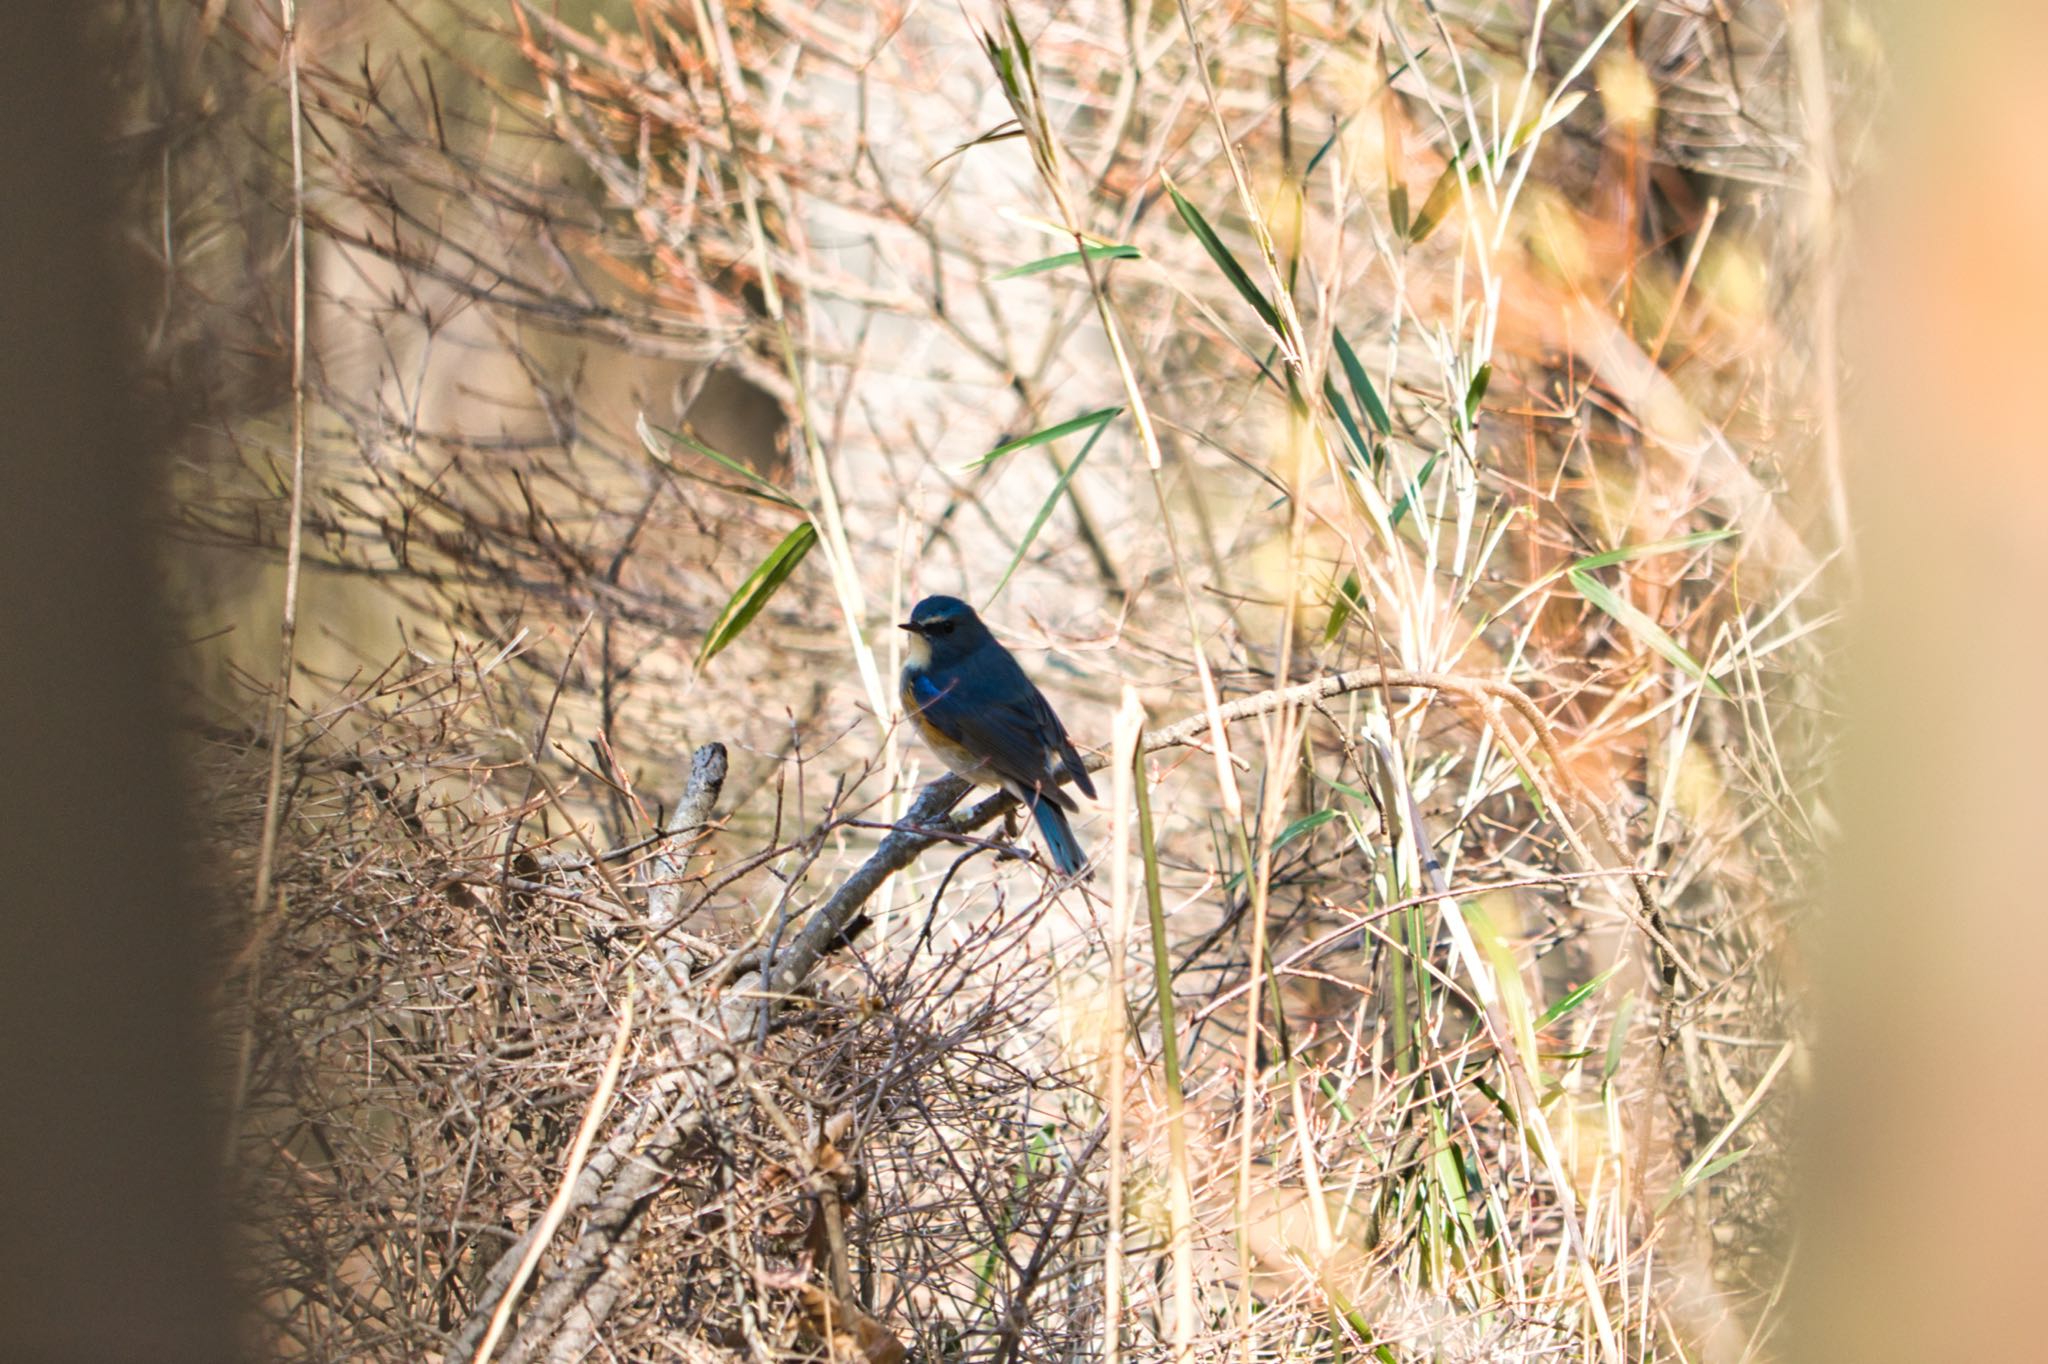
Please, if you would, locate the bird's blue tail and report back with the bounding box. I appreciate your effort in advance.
[1029,796,1089,878]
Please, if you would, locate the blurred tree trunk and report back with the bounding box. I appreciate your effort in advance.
[1797,3,2048,1361]
[0,6,233,1362]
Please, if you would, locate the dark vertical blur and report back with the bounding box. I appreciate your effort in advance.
[0,6,233,1363]
[1797,1,2048,1359]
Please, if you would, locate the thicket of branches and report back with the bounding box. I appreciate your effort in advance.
[142,0,1869,1360]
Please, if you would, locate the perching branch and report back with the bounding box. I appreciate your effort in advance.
[646,741,729,945]
[459,662,1688,1359]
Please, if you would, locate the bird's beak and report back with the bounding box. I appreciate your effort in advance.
[898,621,919,633]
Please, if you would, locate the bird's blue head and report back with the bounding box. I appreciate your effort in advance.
[900,595,994,669]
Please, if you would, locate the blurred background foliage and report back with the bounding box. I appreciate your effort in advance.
[136,0,1878,1359]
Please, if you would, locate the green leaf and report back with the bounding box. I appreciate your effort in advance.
[1321,377,1374,469]
[1483,528,1738,630]
[1507,91,1586,161]
[958,406,1122,471]
[1303,116,1351,179]
[1271,808,1339,855]
[1658,1145,1754,1215]
[697,522,818,668]
[1316,1274,1383,1357]
[1535,963,1620,1028]
[1323,570,1365,643]
[1407,148,1468,244]
[636,413,804,512]
[1381,51,1414,239]
[1568,567,1730,699]
[1602,991,1637,1084]
[984,416,1114,606]
[1463,900,1540,1080]
[1429,1110,1484,1250]
[1004,10,1037,86]
[991,243,1142,280]
[1313,773,1373,803]
[1406,93,1586,244]
[1224,809,1341,892]
[1463,362,1493,427]
[1508,758,1548,816]
[1316,1072,1357,1123]
[1333,328,1393,435]
[1388,452,1441,528]
[926,122,1024,173]
[1570,527,1736,573]
[1163,175,1283,336]
[1472,1073,1518,1127]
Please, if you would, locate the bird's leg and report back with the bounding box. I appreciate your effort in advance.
[986,796,1027,862]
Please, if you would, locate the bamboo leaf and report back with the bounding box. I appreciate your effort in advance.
[1485,528,1737,627]
[1314,773,1373,803]
[1603,992,1637,1084]
[1536,963,1620,1027]
[925,121,1024,173]
[1333,327,1393,435]
[1407,149,1468,243]
[1408,92,1587,243]
[1303,115,1351,179]
[1429,1109,1485,1250]
[1224,809,1341,892]
[697,522,818,668]
[1321,376,1374,468]
[985,416,1114,605]
[1316,1072,1357,1123]
[1381,49,1412,238]
[1388,451,1441,527]
[1323,570,1365,643]
[991,243,1141,280]
[1463,362,1493,427]
[1658,1146,1754,1215]
[957,406,1122,471]
[1571,527,1735,572]
[1509,758,1548,817]
[636,413,804,512]
[1568,567,1730,698]
[1464,899,1541,1081]
[1271,808,1338,855]
[1163,175,1282,336]
[1005,9,1036,85]
[1506,90,1586,160]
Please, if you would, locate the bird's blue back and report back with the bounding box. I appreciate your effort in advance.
[903,619,1094,805]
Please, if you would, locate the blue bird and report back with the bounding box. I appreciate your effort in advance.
[898,595,1096,876]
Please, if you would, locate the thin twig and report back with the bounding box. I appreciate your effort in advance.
[472,974,637,1364]
[245,0,309,936]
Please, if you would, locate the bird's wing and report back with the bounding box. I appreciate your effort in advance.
[908,659,1081,808]
[1023,682,1096,801]
[1055,726,1097,801]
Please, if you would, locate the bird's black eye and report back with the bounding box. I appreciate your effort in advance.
[928,620,955,636]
